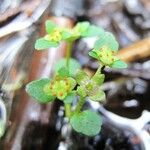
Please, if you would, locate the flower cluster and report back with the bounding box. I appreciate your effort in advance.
[44,28,62,43]
[76,70,105,102]
[49,75,76,100]
[35,20,105,50]
[89,32,127,69]
[89,46,119,67]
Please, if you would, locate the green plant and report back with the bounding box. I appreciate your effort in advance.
[26,20,127,136]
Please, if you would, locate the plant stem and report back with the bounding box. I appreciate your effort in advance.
[95,64,103,75]
[65,103,71,118]
[64,41,73,119]
[74,96,85,113]
[66,41,73,67]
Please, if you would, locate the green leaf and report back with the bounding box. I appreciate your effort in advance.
[54,58,81,77]
[45,20,57,33]
[35,38,58,50]
[91,74,105,85]
[26,78,54,103]
[63,91,76,104]
[74,22,90,34]
[61,30,72,40]
[88,51,98,59]
[77,86,87,97]
[62,30,80,41]
[62,22,90,41]
[75,70,90,85]
[94,32,119,51]
[70,110,102,136]
[82,25,105,37]
[58,67,70,77]
[89,88,106,102]
[111,60,127,69]
[67,77,77,90]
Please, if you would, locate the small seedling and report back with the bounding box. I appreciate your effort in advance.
[26,20,127,136]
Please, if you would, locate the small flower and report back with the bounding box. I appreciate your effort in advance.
[89,46,127,68]
[49,75,76,100]
[35,21,90,50]
[90,46,118,65]
[44,28,62,43]
[35,20,64,50]
[76,70,105,102]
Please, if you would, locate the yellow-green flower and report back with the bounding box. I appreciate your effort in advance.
[44,28,62,43]
[76,70,105,102]
[49,76,76,100]
[89,46,127,68]
[35,20,105,50]
[91,46,118,65]
[35,20,63,50]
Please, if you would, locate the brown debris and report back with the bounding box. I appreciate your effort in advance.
[117,38,150,62]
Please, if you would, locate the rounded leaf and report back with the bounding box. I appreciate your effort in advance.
[58,67,69,77]
[62,30,72,40]
[45,20,57,33]
[89,89,106,102]
[111,60,128,69]
[74,22,90,35]
[70,110,102,136]
[54,58,81,77]
[35,38,58,50]
[91,74,105,85]
[94,32,119,51]
[89,51,99,59]
[75,70,90,85]
[67,77,77,90]
[82,25,105,37]
[63,91,76,104]
[26,78,54,103]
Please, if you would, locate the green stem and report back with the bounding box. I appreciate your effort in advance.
[64,41,73,119]
[65,103,71,118]
[74,96,85,113]
[66,41,73,67]
[95,64,103,75]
